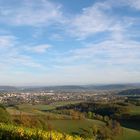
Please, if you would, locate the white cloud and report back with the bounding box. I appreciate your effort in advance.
[67,0,140,39]
[104,0,140,11]
[25,44,51,53]
[78,40,139,64]
[126,0,140,10]
[0,0,64,26]
[52,35,140,67]
[9,55,42,68]
[0,35,16,48]
[68,2,113,39]
[0,0,138,39]
[0,35,43,69]
[49,33,64,41]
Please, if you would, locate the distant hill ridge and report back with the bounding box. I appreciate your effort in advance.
[118,88,140,96]
[0,86,17,91]
[0,83,140,92]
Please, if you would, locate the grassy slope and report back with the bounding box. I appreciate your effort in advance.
[6,103,140,140]
[46,119,104,134]
[20,101,84,111]
[120,105,140,131]
[129,105,140,115]
[38,119,140,140]
[115,127,140,140]
[116,104,140,140]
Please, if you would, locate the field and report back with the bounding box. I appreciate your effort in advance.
[8,101,84,112]
[5,102,140,140]
[129,105,140,115]
[31,101,84,111]
[115,127,140,140]
[42,120,140,140]
[46,119,104,135]
[40,119,140,140]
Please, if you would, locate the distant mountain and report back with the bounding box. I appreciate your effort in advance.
[0,83,140,92]
[20,83,140,92]
[0,86,17,91]
[84,84,128,90]
[118,88,140,96]
[47,85,86,90]
[83,83,140,90]
[20,85,87,92]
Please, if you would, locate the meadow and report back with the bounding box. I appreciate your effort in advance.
[2,101,140,140]
[115,127,140,140]
[129,105,140,115]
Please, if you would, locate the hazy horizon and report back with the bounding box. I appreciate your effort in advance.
[0,0,140,85]
[0,82,139,87]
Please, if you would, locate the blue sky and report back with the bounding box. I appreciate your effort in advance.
[0,0,140,86]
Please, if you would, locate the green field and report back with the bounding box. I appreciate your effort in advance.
[46,120,140,140]
[129,105,140,115]
[12,101,84,112]
[46,119,104,134]
[33,101,84,111]
[6,107,34,115]
[120,105,140,131]
[5,103,140,140]
[115,127,140,140]
[11,102,140,116]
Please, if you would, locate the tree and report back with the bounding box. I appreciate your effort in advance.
[104,116,109,122]
[88,111,93,119]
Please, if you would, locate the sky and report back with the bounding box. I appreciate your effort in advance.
[0,0,140,86]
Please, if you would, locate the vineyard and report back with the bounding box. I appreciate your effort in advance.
[0,123,88,140]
